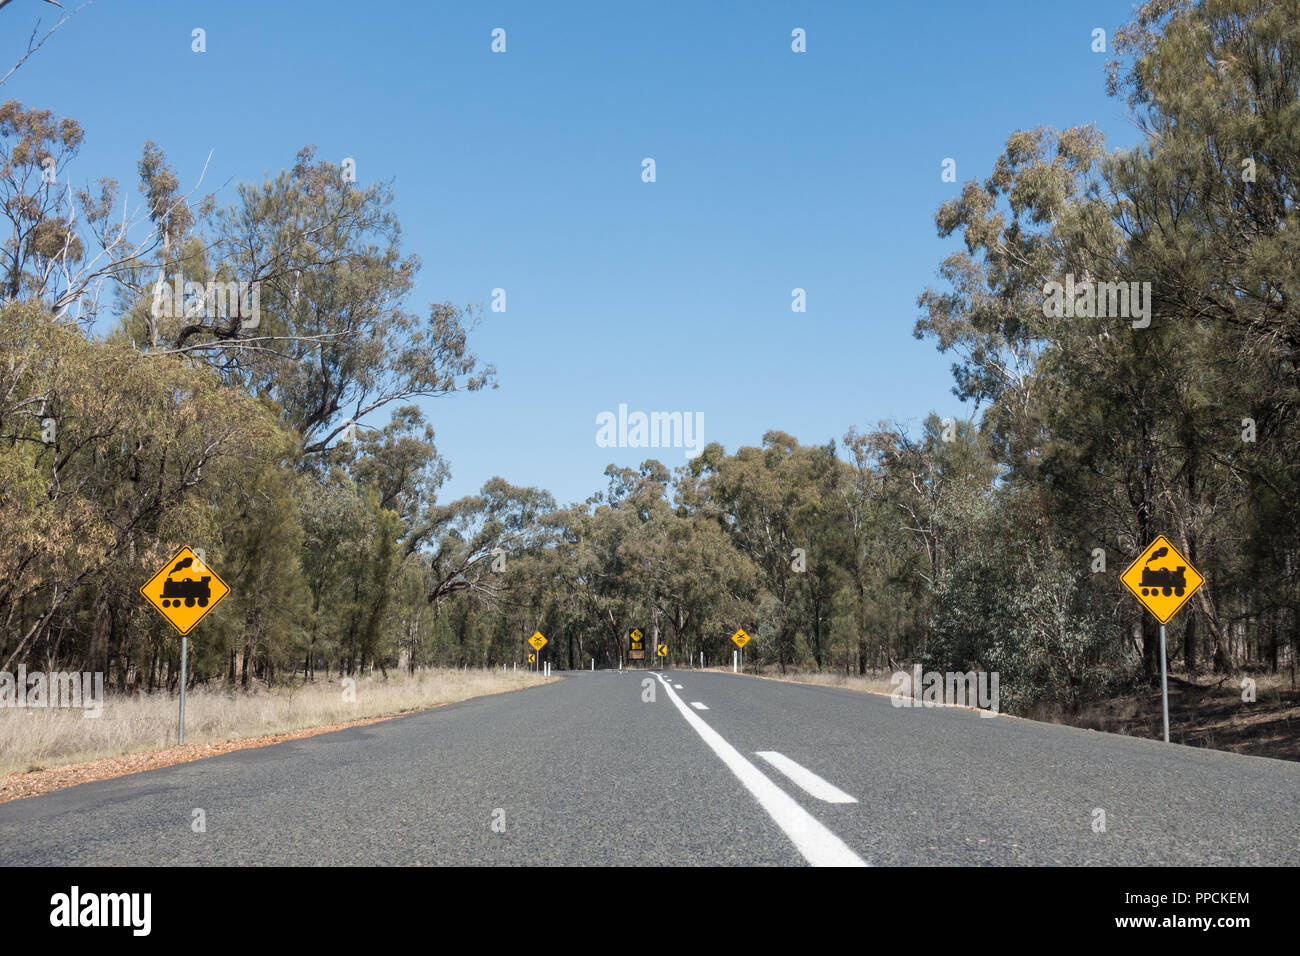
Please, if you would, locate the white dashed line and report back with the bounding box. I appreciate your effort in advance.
[653,674,866,867]
[755,751,858,804]
[690,701,709,710]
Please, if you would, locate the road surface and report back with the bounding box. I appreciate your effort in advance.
[2,670,1297,865]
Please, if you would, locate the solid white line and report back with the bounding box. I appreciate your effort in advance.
[690,701,709,710]
[653,674,867,867]
[755,751,858,804]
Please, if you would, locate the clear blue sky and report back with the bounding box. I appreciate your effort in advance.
[4,0,1141,506]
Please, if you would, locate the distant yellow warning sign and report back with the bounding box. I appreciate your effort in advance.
[657,644,668,658]
[1120,535,1204,624]
[731,629,750,648]
[140,546,230,635]
[528,653,536,663]
[529,631,548,651]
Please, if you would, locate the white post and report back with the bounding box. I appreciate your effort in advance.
[1159,624,1170,743]
[591,658,594,671]
[733,650,737,673]
[513,661,517,672]
[700,651,703,669]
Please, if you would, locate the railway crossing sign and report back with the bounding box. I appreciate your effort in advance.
[529,631,548,651]
[628,628,645,661]
[1121,535,1204,624]
[731,629,750,648]
[141,546,230,635]
[657,644,668,658]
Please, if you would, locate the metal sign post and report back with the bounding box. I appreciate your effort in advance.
[178,634,187,745]
[1120,535,1204,745]
[528,631,547,673]
[141,547,231,748]
[731,629,750,675]
[1159,625,1169,743]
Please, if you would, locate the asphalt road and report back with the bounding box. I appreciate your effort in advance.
[2,670,1297,865]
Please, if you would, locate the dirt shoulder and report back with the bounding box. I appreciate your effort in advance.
[735,666,1300,762]
[0,673,559,805]
[1054,672,1300,762]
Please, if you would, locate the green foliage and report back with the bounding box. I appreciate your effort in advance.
[4,1,1296,718]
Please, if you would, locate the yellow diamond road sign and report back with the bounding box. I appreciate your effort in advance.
[732,629,750,648]
[1121,535,1204,625]
[529,631,547,651]
[141,546,230,635]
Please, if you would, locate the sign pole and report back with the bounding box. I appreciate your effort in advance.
[178,633,188,746]
[140,546,231,748]
[1120,535,1204,746]
[1159,624,1169,743]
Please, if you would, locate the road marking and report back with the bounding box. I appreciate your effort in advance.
[755,751,858,804]
[690,701,709,710]
[674,684,683,689]
[653,674,867,867]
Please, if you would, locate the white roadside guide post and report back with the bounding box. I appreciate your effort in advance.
[1119,535,1205,744]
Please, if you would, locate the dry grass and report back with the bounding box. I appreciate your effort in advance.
[716,665,898,697]
[744,663,1300,762]
[0,667,555,778]
[1042,668,1300,761]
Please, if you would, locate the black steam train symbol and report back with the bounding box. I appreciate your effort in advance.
[159,556,211,609]
[1139,546,1186,597]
